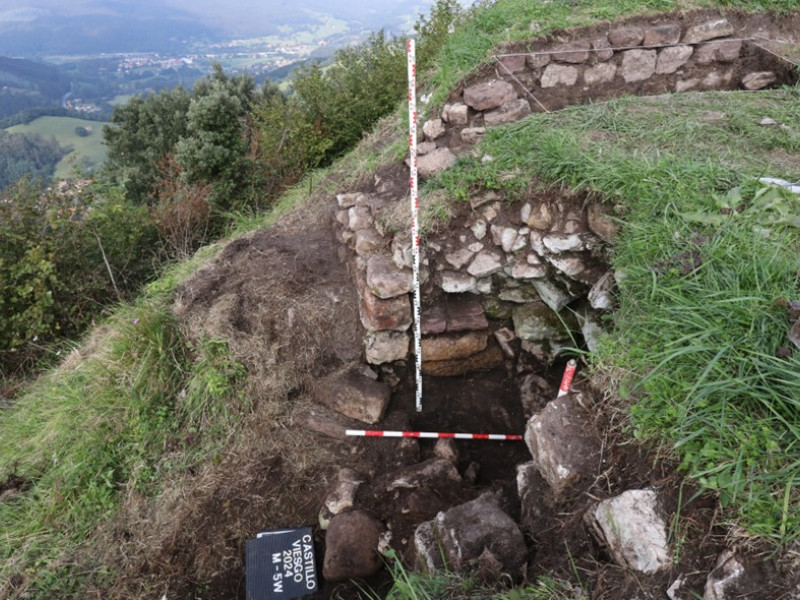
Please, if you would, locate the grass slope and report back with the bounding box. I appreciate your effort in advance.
[7,116,109,179]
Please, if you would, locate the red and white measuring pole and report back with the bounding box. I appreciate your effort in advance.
[557,359,578,397]
[407,38,423,413]
[347,429,523,441]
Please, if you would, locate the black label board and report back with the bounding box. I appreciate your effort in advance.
[246,527,318,600]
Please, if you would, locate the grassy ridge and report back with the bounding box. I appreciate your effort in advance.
[430,88,800,540]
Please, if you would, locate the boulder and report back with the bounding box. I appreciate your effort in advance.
[497,54,527,73]
[417,148,457,178]
[463,80,517,111]
[484,99,531,126]
[442,103,469,125]
[511,260,547,279]
[414,493,527,577]
[422,118,446,140]
[348,206,373,230]
[524,394,599,494]
[683,19,734,44]
[417,141,437,155]
[621,49,657,83]
[550,41,591,64]
[608,26,644,47]
[434,438,459,463]
[354,229,383,256]
[365,331,409,364]
[742,71,777,90]
[591,36,614,61]
[526,52,550,69]
[643,24,682,46]
[358,286,412,332]
[421,330,488,362]
[584,63,617,85]
[444,248,475,270]
[323,510,385,581]
[540,64,579,88]
[656,45,694,74]
[467,250,505,278]
[440,271,477,293]
[585,489,672,574]
[337,192,369,208]
[313,369,391,424]
[366,255,413,299]
[693,40,741,65]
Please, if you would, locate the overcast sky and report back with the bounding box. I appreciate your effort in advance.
[0,0,438,37]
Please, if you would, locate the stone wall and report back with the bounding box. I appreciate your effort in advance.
[333,11,798,377]
[418,13,797,159]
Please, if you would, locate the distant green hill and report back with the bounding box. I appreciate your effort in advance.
[0,56,68,120]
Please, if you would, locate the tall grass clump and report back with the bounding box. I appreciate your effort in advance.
[374,551,582,600]
[0,300,247,596]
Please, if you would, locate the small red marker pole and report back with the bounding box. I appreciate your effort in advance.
[557,359,578,398]
[346,430,523,441]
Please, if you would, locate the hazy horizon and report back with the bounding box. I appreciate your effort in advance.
[0,0,437,54]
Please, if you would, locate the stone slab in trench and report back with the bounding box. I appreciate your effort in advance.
[414,492,527,577]
[323,510,385,581]
[313,368,391,424]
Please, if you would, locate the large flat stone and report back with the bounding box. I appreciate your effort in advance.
[584,63,617,85]
[693,40,741,65]
[608,26,644,47]
[484,98,531,126]
[417,148,457,179]
[440,271,476,293]
[683,19,734,44]
[656,45,693,74]
[358,279,412,332]
[467,250,504,278]
[366,254,413,299]
[585,490,672,574]
[643,24,682,46]
[422,118,446,140]
[365,331,409,364]
[421,330,488,362]
[446,295,488,332]
[463,79,517,111]
[313,368,391,424]
[442,103,469,125]
[550,41,591,64]
[524,394,600,495]
[540,64,579,88]
[422,344,504,376]
[621,49,657,83]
